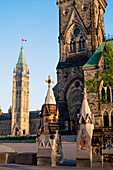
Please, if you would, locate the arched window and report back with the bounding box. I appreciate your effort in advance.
[111,111,113,126]
[112,89,113,103]
[70,42,73,52]
[73,41,76,52]
[102,88,105,102]
[70,38,76,52]
[82,39,86,50]
[79,39,82,51]
[107,87,110,103]
[104,111,109,127]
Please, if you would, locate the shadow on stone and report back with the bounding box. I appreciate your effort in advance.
[62,159,76,166]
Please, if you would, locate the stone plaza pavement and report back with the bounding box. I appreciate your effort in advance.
[0,164,112,170]
[0,142,112,170]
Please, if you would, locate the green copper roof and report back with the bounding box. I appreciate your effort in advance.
[17,47,27,68]
[83,40,113,68]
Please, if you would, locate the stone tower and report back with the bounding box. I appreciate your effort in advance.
[37,75,63,166]
[11,47,29,136]
[56,0,107,134]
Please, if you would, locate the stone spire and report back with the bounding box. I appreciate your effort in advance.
[17,47,27,68]
[45,75,56,105]
[79,86,93,124]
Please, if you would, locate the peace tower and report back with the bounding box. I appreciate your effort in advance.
[11,47,29,136]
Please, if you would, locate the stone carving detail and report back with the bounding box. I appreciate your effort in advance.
[80,129,88,150]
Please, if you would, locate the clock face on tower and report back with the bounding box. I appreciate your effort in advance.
[17,69,22,75]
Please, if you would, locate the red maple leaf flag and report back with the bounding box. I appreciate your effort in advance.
[22,39,27,42]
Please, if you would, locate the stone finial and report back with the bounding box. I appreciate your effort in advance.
[45,75,56,105]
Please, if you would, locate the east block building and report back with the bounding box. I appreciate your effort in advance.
[55,0,107,134]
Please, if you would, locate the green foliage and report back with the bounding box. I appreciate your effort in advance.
[84,79,97,93]
[85,44,113,102]
[0,136,36,143]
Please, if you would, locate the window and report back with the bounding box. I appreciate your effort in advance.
[107,87,110,103]
[111,111,113,126]
[112,89,113,103]
[102,87,105,102]
[79,39,82,51]
[82,39,86,50]
[73,41,76,52]
[70,38,76,52]
[79,38,86,51]
[74,29,80,36]
[23,130,25,135]
[104,111,109,127]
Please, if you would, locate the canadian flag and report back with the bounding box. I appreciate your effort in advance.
[22,39,27,42]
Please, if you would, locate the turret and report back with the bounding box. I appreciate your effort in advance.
[76,86,94,168]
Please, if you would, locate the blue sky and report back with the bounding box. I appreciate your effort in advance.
[0,0,112,112]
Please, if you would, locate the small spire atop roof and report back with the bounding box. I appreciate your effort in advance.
[79,86,93,124]
[16,47,27,68]
[45,75,56,105]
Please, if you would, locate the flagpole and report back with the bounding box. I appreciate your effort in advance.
[21,39,23,48]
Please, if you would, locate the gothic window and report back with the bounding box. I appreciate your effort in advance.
[101,87,105,102]
[104,111,109,127]
[111,111,113,126]
[79,39,82,51]
[107,87,110,103]
[79,37,86,51]
[23,129,25,135]
[70,38,76,52]
[73,41,76,52]
[75,81,80,88]
[112,89,113,103]
[74,29,80,36]
[82,39,86,50]
[70,43,72,52]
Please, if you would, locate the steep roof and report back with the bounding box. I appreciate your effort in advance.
[83,40,113,68]
[17,47,27,68]
[79,87,93,124]
[45,75,56,105]
[0,113,12,121]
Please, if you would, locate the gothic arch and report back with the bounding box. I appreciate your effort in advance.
[99,80,112,103]
[104,111,109,127]
[64,22,87,50]
[64,77,83,122]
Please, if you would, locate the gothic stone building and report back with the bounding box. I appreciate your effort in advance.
[55,0,107,134]
[79,40,113,168]
[0,110,41,136]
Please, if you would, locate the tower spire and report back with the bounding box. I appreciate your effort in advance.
[45,75,56,105]
[17,47,27,68]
